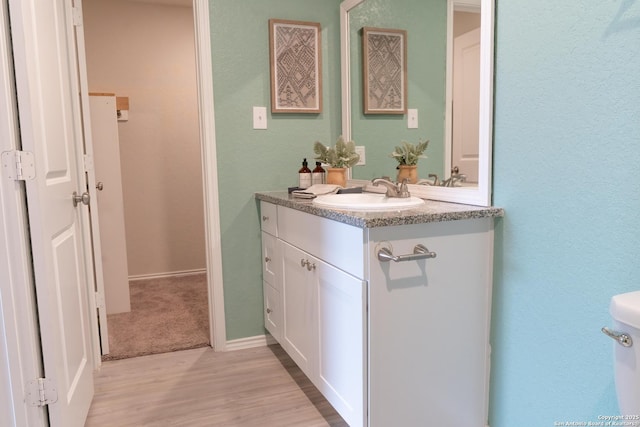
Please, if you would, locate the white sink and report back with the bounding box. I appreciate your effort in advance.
[312,193,425,211]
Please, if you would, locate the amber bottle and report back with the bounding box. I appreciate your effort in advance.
[312,161,325,185]
[298,158,312,189]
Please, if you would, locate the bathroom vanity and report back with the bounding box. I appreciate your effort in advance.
[256,191,503,427]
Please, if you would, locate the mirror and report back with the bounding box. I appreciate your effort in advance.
[340,0,494,206]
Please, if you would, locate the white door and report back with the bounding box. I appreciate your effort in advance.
[75,14,111,356]
[452,27,481,183]
[9,0,94,425]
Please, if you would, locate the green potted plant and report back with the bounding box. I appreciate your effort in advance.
[389,139,429,184]
[313,136,360,187]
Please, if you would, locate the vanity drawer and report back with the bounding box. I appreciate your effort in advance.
[260,201,278,236]
[277,205,365,279]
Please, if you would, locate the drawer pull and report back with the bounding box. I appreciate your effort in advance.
[266,308,272,314]
[262,215,269,221]
[264,256,271,263]
[377,244,436,263]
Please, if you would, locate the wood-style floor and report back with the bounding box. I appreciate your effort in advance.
[85,344,348,426]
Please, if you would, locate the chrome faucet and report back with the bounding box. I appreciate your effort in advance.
[440,173,467,187]
[371,177,411,198]
[417,173,467,187]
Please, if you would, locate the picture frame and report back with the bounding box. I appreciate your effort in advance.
[269,19,322,114]
[362,27,407,115]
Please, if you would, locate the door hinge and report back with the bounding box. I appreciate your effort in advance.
[84,154,94,172]
[26,378,58,407]
[95,291,105,310]
[72,5,83,27]
[1,150,36,181]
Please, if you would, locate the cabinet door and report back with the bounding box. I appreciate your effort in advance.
[281,241,316,377]
[316,260,365,427]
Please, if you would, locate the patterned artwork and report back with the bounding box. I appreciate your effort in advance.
[269,19,322,113]
[363,27,407,114]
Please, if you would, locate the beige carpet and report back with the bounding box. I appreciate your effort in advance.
[102,273,210,361]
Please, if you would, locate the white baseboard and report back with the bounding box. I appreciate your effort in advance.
[224,334,277,352]
[128,268,207,282]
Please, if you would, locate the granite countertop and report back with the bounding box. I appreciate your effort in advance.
[255,191,504,229]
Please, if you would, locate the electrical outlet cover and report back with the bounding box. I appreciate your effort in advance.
[408,109,418,129]
[253,106,267,129]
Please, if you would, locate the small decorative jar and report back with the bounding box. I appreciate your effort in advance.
[326,167,347,187]
[396,165,418,184]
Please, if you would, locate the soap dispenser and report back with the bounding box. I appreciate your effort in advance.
[312,161,325,185]
[298,158,312,189]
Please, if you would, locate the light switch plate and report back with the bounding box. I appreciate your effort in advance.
[408,108,418,129]
[253,106,267,129]
[355,146,366,166]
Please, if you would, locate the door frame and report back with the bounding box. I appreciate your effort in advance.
[191,0,227,352]
[78,0,226,361]
[77,0,226,358]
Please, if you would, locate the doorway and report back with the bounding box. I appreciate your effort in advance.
[83,0,210,360]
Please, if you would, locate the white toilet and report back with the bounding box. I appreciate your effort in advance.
[606,290,640,414]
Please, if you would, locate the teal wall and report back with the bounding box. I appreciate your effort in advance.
[349,0,446,181]
[211,0,342,340]
[210,0,640,421]
[491,0,640,424]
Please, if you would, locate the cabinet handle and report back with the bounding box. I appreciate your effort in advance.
[266,308,272,314]
[299,259,316,271]
[377,244,437,263]
[265,256,271,263]
[262,215,269,221]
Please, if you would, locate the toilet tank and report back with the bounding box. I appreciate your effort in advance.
[611,291,640,330]
[610,291,640,415]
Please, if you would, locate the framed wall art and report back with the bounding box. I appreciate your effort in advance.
[362,27,407,115]
[269,19,322,113]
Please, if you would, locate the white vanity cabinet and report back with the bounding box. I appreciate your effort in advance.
[259,198,496,427]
